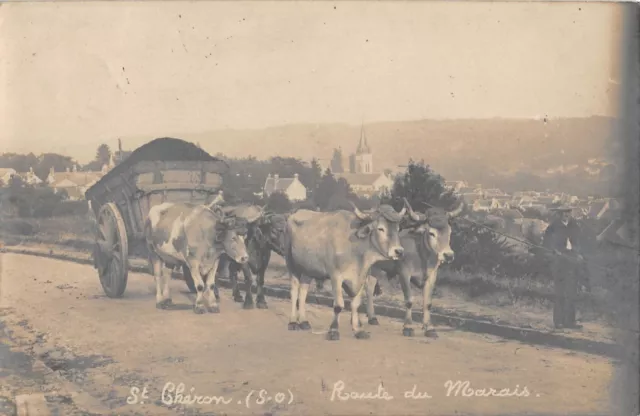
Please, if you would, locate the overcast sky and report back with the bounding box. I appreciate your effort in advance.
[0,1,623,163]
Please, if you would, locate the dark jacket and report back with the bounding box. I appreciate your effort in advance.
[542,218,582,255]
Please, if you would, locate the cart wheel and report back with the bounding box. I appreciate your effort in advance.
[95,202,129,298]
[183,264,196,293]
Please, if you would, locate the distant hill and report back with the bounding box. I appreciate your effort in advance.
[120,115,617,189]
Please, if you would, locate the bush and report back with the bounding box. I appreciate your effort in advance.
[51,201,89,217]
[265,191,292,214]
[0,218,37,236]
[390,160,525,279]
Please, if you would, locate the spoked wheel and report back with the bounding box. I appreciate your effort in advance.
[94,202,129,298]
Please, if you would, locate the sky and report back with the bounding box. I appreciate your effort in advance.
[0,1,624,163]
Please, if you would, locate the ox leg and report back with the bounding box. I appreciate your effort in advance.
[351,281,370,339]
[399,271,415,337]
[188,260,208,314]
[297,276,312,330]
[242,263,255,310]
[228,261,244,303]
[422,264,440,338]
[365,275,379,326]
[205,259,221,313]
[255,251,271,309]
[327,276,345,341]
[152,257,173,309]
[288,274,301,330]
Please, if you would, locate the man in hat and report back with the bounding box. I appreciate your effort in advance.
[542,205,586,329]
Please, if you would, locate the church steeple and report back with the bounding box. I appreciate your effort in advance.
[356,124,371,155]
[351,123,373,174]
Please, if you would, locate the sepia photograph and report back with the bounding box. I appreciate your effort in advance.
[0,1,638,415]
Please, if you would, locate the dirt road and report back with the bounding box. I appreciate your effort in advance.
[1,253,614,415]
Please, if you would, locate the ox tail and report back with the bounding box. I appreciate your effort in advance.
[143,219,158,260]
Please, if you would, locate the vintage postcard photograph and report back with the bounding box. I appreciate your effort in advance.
[0,1,638,415]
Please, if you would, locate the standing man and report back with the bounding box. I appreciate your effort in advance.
[542,206,586,330]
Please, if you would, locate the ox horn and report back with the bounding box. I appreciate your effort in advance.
[349,201,372,221]
[206,191,225,209]
[397,201,407,217]
[402,197,426,222]
[447,201,465,219]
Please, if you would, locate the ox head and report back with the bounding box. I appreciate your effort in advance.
[214,213,249,265]
[403,198,464,264]
[255,211,289,256]
[350,202,406,260]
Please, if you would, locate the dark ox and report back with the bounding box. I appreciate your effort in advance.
[144,200,249,314]
[284,202,410,341]
[365,198,464,338]
[217,206,288,310]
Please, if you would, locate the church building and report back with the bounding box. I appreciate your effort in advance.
[334,125,394,197]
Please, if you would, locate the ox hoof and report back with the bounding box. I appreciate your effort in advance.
[243,301,255,310]
[355,330,370,340]
[233,294,244,303]
[155,299,173,310]
[288,322,299,331]
[368,317,380,326]
[207,306,221,314]
[193,305,207,314]
[256,301,268,309]
[326,330,340,341]
[402,327,415,337]
[298,321,311,331]
[424,329,439,339]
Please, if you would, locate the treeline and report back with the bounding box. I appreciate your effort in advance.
[0,144,132,183]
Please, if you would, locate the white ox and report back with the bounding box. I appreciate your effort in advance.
[365,199,464,338]
[144,195,249,314]
[283,202,409,341]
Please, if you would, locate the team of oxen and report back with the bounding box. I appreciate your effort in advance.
[144,191,464,341]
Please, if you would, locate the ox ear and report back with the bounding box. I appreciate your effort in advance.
[355,223,373,239]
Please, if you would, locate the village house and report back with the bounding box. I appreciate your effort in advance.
[491,195,513,209]
[334,172,394,198]
[460,192,484,206]
[263,173,307,202]
[533,195,559,207]
[481,188,507,198]
[16,167,43,186]
[444,180,469,193]
[500,208,525,221]
[0,168,17,186]
[46,165,104,200]
[472,199,500,212]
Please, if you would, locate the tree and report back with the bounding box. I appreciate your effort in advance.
[265,191,292,214]
[308,158,323,197]
[330,148,344,174]
[0,152,39,173]
[95,144,112,166]
[8,174,26,189]
[387,159,457,211]
[34,153,76,180]
[314,169,337,210]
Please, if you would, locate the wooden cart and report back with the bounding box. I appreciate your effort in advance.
[84,137,229,298]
